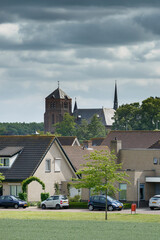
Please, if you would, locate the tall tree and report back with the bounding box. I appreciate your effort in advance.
[72,150,129,220]
[88,114,106,138]
[76,119,89,142]
[54,113,77,136]
[112,97,160,130]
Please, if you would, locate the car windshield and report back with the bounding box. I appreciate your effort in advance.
[107,196,116,202]
[11,196,19,201]
[61,195,67,200]
[152,196,160,200]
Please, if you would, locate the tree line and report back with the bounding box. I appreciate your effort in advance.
[112,97,160,130]
[0,122,44,135]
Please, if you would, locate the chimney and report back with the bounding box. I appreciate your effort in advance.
[110,139,122,155]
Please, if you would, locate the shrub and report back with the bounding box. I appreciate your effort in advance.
[37,201,41,208]
[123,203,132,209]
[69,195,81,202]
[69,202,88,209]
[41,192,49,201]
[19,192,27,201]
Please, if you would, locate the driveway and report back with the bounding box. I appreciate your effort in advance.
[0,206,160,214]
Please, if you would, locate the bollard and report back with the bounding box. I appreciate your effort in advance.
[131,203,136,214]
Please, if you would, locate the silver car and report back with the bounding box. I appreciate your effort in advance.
[149,195,160,210]
[41,195,69,209]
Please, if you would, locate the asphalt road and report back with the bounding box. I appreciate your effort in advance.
[0,206,160,214]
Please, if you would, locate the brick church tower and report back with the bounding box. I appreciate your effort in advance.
[44,86,72,133]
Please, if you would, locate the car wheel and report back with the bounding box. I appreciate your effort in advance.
[150,207,154,210]
[23,206,26,209]
[42,204,46,209]
[14,204,19,209]
[108,205,114,211]
[56,204,60,209]
[89,205,94,211]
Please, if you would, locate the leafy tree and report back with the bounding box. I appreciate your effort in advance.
[0,172,5,185]
[88,114,106,138]
[76,119,89,142]
[112,97,160,130]
[54,113,77,136]
[72,150,129,220]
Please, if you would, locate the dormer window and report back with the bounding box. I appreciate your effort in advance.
[0,146,23,168]
[0,158,9,167]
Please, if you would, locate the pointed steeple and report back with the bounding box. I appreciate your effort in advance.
[73,97,78,112]
[113,81,118,110]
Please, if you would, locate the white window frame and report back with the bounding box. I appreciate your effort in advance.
[10,185,22,197]
[54,158,61,172]
[119,183,127,200]
[45,159,51,172]
[0,158,10,167]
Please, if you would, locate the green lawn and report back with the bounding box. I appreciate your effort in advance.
[1,211,160,240]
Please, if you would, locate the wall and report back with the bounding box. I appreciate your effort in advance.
[27,141,76,201]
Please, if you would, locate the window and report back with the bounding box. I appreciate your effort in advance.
[0,158,9,167]
[119,183,127,200]
[64,102,68,109]
[10,185,22,197]
[140,184,145,200]
[55,158,61,172]
[45,159,51,172]
[153,157,158,165]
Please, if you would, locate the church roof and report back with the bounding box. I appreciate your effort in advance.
[46,88,71,100]
[73,108,115,127]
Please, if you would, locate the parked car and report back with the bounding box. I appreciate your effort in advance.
[149,195,160,210]
[0,195,28,209]
[41,195,69,209]
[88,195,123,211]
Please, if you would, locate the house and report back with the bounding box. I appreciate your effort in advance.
[0,136,78,201]
[109,134,160,207]
[57,136,80,146]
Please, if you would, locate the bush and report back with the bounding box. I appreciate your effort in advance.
[69,195,81,202]
[41,192,49,201]
[19,192,27,201]
[69,202,88,209]
[123,203,132,209]
[37,201,41,208]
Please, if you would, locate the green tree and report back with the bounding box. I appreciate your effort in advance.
[72,150,129,220]
[112,97,160,130]
[54,113,77,136]
[88,114,106,138]
[76,119,89,142]
[112,102,141,130]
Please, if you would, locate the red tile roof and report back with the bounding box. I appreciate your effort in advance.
[63,145,109,170]
[101,131,160,149]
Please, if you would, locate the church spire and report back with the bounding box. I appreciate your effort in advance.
[73,97,78,112]
[113,81,118,110]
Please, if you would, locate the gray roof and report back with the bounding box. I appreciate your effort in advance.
[46,88,71,99]
[73,107,115,126]
[0,136,56,181]
[0,147,23,157]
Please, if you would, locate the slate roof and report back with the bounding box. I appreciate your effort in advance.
[101,131,160,149]
[91,138,105,146]
[0,147,23,157]
[57,136,80,146]
[148,140,160,149]
[63,145,109,170]
[0,136,55,181]
[73,108,115,126]
[46,88,71,99]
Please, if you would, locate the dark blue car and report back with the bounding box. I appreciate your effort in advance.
[88,195,123,211]
[0,195,28,209]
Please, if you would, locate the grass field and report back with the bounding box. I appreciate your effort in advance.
[1,211,160,240]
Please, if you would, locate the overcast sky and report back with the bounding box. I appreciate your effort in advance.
[1,0,160,122]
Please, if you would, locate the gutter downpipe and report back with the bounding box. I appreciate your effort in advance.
[137,179,140,208]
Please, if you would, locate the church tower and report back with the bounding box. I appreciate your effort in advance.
[113,81,118,110]
[44,86,72,133]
